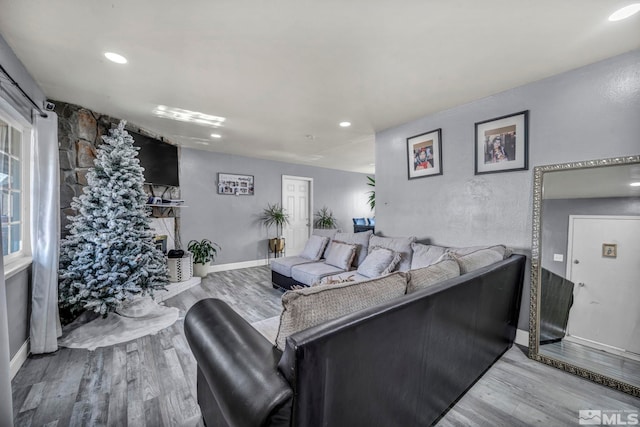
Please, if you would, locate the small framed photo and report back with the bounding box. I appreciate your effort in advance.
[217,173,255,196]
[407,128,443,180]
[475,110,528,175]
[602,243,617,258]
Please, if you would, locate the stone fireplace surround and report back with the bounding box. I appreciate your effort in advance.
[54,100,181,246]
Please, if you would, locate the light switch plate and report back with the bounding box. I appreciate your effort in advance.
[553,254,564,262]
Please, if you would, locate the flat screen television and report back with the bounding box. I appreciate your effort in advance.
[129,130,179,187]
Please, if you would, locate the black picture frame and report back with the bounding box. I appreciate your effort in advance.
[474,110,529,175]
[217,173,255,195]
[406,128,443,180]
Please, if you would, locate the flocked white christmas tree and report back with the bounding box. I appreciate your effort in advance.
[59,121,168,317]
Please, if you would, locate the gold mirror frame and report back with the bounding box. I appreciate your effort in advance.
[529,155,640,398]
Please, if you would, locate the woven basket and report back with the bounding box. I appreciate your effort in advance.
[167,252,193,283]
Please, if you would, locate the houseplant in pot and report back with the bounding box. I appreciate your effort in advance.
[260,203,290,254]
[314,206,337,229]
[187,239,221,277]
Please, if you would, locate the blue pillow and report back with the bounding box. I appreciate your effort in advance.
[353,218,367,225]
[367,218,375,226]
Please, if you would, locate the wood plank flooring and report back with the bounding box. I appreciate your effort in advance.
[11,266,640,426]
[11,266,281,427]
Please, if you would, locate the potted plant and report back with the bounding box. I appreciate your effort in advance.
[366,176,375,211]
[314,206,337,229]
[260,203,290,254]
[187,239,221,277]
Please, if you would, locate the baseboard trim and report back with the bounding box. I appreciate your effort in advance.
[515,329,529,347]
[205,259,269,274]
[10,339,29,380]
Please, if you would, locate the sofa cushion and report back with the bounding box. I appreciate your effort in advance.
[299,235,330,261]
[333,230,373,267]
[325,241,357,270]
[446,248,504,274]
[271,256,317,277]
[448,244,511,259]
[275,271,408,349]
[291,262,347,286]
[407,259,460,293]
[357,247,401,278]
[410,243,449,270]
[368,235,417,272]
[312,229,340,258]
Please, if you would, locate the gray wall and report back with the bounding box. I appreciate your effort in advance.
[0,33,46,122]
[6,269,31,359]
[0,34,41,420]
[375,49,640,331]
[180,148,371,264]
[541,197,640,277]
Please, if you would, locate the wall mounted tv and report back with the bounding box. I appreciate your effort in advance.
[129,130,179,187]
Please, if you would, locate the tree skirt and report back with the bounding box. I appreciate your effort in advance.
[59,296,179,351]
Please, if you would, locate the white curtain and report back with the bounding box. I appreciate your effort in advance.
[29,112,61,354]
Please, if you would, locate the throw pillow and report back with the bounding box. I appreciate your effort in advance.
[410,243,448,270]
[333,230,373,267]
[352,218,367,225]
[446,248,504,274]
[447,244,511,260]
[324,241,357,270]
[407,259,460,293]
[275,272,408,349]
[368,235,417,272]
[357,247,401,278]
[299,235,330,261]
[312,228,340,258]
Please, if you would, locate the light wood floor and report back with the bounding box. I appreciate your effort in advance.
[11,266,639,426]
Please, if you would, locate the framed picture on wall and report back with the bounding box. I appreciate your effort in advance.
[406,128,443,180]
[474,110,529,175]
[217,173,255,195]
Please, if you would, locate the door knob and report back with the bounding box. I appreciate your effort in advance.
[573,259,580,264]
[578,282,585,287]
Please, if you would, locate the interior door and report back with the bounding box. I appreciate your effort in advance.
[282,176,312,256]
[566,216,640,354]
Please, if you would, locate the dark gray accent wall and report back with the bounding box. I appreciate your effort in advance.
[375,50,640,331]
[0,33,46,122]
[6,268,31,359]
[180,148,371,264]
[541,197,640,278]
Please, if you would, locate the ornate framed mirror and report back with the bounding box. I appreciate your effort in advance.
[529,155,640,397]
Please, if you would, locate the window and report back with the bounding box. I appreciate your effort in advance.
[0,116,27,261]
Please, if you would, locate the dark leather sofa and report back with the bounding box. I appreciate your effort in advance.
[185,255,525,426]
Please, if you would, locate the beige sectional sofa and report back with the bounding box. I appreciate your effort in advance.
[262,235,513,348]
[270,229,510,290]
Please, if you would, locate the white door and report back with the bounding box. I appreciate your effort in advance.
[282,176,312,256]
[566,216,640,354]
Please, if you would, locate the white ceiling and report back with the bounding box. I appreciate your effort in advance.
[1,1,639,174]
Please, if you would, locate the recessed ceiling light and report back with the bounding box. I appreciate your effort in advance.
[104,52,127,64]
[210,133,222,139]
[630,182,640,187]
[608,3,640,21]
[339,121,351,128]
